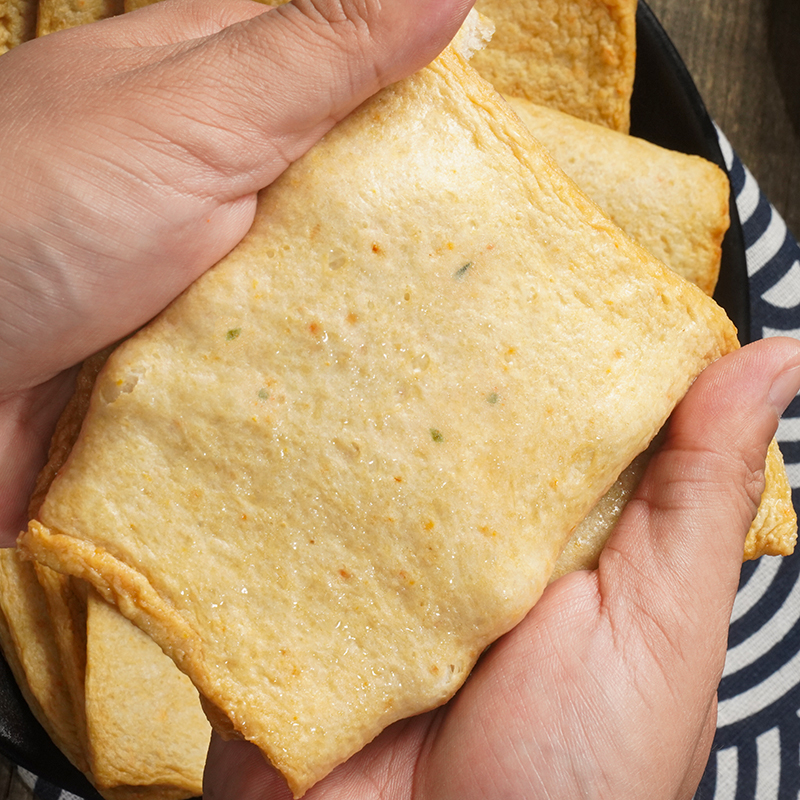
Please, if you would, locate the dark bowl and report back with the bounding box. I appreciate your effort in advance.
[0,2,750,796]
[631,0,750,341]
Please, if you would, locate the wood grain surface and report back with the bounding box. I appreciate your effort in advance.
[648,0,800,238]
[0,757,34,800]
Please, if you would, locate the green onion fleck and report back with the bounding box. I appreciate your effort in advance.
[258,389,269,401]
[226,328,242,341]
[487,392,499,404]
[430,428,444,443]
[454,262,473,281]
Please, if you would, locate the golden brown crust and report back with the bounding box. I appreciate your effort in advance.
[505,96,730,295]
[36,0,122,36]
[0,0,37,52]
[472,0,638,131]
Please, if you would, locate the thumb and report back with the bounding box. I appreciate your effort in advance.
[601,336,800,681]
[0,0,475,389]
[113,0,479,199]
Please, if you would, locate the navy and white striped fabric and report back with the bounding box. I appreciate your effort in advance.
[692,136,800,799]
[17,133,800,800]
[17,768,84,800]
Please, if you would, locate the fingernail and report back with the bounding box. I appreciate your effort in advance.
[769,364,800,416]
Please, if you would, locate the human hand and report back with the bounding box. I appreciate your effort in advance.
[0,0,474,543]
[202,336,800,800]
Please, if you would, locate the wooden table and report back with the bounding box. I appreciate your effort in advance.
[1,3,797,799]
[648,0,800,239]
[0,758,34,800]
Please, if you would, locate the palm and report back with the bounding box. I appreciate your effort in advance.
[205,552,724,800]
[206,343,797,800]
[415,566,720,800]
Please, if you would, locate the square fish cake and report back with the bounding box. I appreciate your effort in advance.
[22,47,737,797]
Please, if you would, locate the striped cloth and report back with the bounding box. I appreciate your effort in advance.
[693,137,800,799]
[17,133,800,800]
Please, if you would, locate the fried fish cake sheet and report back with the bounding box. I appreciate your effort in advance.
[84,589,209,798]
[507,96,730,295]
[0,549,211,799]
[0,549,89,774]
[0,0,37,52]
[36,0,121,36]
[743,438,798,560]
[22,47,738,796]
[472,0,637,131]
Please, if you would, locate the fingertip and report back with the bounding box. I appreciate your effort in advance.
[668,337,800,457]
[259,0,477,91]
[767,340,800,416]
[373,0,478,79]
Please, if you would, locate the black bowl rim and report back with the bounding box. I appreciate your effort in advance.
[631,0,750,342]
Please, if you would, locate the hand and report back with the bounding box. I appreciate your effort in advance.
[0,0,474,543]
[203,337,800,800]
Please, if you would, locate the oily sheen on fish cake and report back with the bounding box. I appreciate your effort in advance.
[21,47,738,796]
